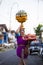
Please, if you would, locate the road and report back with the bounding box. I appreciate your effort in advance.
[0,49,43,65]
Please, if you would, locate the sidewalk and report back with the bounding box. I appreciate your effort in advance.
[0,47,15,53]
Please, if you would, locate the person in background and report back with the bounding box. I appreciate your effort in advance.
[8,30,17,48]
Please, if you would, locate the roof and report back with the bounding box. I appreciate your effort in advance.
[0,24,8,32]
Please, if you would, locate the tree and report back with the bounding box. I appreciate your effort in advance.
[34,24,43,36]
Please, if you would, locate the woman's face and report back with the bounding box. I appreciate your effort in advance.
[20,31,25,37]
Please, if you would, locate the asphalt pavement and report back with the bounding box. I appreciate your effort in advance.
[0,49,43,65]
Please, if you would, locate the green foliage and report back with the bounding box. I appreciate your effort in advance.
[34,24,43,35]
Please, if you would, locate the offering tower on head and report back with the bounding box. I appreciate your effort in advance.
[16,10,27,36]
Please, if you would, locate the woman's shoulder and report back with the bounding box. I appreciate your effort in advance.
[15,33,20,38]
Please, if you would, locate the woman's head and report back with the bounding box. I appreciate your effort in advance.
[20,31,24,36]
